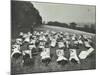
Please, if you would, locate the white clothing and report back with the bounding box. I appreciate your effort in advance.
[57,56,67,61]
[58,42,65,48]
[51,41,56,47]
[56,49,64,57]
[29,44,36,50]
[78,40,83,44]
[40,48,50,59]
[69,49,80,64]
[79,47,94,59]
[84,41,91,48]
[11,50,21,58]
[23,50,32,58]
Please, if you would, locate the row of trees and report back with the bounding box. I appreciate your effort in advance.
[46,21,78,29]
[46,21,96,34]
[46,21,69,28]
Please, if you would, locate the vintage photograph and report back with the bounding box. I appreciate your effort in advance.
[11,0,96,75]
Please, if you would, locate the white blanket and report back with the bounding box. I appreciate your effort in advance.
[79,47,94,59]
[57,56,67,61]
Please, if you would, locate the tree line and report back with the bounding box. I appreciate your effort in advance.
[46,21,96,34]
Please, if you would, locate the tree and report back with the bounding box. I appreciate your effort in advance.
[47,21,68,28]
[11,1,42,38]
[90,24,96,33]
[83,24,90,32]
[69,22,77,29]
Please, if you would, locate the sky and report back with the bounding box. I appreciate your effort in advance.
[31,1,96,24]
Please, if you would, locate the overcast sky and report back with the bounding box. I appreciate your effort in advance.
[31,1,96,24]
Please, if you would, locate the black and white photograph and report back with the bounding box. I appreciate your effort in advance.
[11,0,96,75]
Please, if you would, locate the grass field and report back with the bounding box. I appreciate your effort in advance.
[11,25,96,75]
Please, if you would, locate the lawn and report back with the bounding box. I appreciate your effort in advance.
[11,25,96,75]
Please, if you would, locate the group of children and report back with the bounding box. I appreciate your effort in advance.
[11,30,95,66]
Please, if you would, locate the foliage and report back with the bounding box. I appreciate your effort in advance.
[11,1,42,38]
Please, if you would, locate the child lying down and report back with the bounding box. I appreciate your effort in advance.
[22,50,34,66]
[11,44,22,59]
[40,47,51,66]
[56,49,68,66]
[69,49,80,64]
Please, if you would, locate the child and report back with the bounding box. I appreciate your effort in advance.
[56,48,68,66]
[11,44,22,59]
[69,44,80,64]
[69,49,80,64]
[40,44,51,66]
